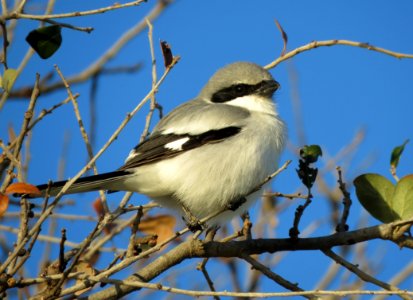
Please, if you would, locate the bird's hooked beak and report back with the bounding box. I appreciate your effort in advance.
[257,79,280,97]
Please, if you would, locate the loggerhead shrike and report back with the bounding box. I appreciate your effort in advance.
[36,62,286,224]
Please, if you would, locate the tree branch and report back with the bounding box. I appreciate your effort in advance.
[84,218,413,299]
[265,39,413,70]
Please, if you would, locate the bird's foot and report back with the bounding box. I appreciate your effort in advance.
[181,204,204,232]
[183,215,204,232]
[227,197,247,211]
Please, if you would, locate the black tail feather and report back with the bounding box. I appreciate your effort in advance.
[36,170,130,198]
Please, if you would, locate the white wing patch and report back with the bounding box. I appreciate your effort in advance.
[125,149,139,162]
[165,137,190,151]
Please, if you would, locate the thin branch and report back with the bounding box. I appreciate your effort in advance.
[81,217,413,299]
[0,0,56,109]
[140,18,159,142]
[0,74,40,192]
[266,191,308,200]
[335,167,352,232]
[38,18,93,33]
[54,65,109,212]
[6,0,148,21]
[248,160,292,194]
[264,39,413,70]
[0,58,179,276]
[7,196,30,274]
[14,272,413,298]
[1,0,7,15]
[0,224,121,252]
[242,254,316,300]
[0,140,21,172]
[0,20,9,69]
[7,0,172,99]
[126,209,144,257]
[322,248,409,300]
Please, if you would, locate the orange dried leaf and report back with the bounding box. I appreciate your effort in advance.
[6,182,41,197]
[139,214,176,244]
[0,193,10,217]
[92,198,104,217]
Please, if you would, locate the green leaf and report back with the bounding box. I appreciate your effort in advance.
[390,139,409,168]
[392,175,413,220]
[2,69,18,92]
[25,25,62,59]
[354,173,399,223]
[300,145,323,163]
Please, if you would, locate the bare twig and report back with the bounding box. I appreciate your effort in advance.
[0,0,56,110]
[265,39,413,70]
[0,20,9,69]
[248,160,292,195]
[14,271,413,298]
[267,191,308,200]
[242,254,317,300]
[140,19,159,142]
[54,65,109,212]
[126,208,144,257]
[7,0,173,99]
[5,0,148,21]
[336,167,352,232]
[0,74,40,192]
[6,196,30,274]
[289,190,312,240]
[0,224,121,252]
[322,248,409,300]
[0,58,179,276]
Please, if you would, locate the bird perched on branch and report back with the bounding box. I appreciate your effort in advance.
[35,62,286,225]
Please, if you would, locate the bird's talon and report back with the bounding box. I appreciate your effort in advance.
[227,197,247,211]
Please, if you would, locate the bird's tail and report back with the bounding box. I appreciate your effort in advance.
[35,170,130,198]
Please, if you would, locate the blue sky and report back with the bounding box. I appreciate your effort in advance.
[1,0,413,297]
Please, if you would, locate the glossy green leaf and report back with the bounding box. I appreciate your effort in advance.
[392,175,413,220]
[390,139,409,168]
[354,173,399,223]
[300,145,323,163]
[25,25,62,59]
[2,69,18,92]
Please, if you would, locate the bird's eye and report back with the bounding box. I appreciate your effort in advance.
[233,84,248,96]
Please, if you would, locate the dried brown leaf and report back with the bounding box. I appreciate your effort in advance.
[0,193,10,217]
[92,197,105,217]
[139,214,176,244]
[160,40,173,68]
[6,182,41,197]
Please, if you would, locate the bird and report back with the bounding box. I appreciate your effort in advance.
[35,62,286,225]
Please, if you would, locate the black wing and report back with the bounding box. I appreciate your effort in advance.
[120,126,242,170]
